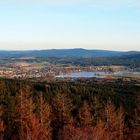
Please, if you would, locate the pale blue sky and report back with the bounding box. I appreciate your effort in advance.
[0,0,140,51]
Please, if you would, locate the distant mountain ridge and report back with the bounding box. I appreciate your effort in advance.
[0,48,139,57]
[0,48,139,68]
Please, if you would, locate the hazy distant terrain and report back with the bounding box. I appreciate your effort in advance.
[0,48,139,57]
[0,49,139,68]
[0,48,139,80]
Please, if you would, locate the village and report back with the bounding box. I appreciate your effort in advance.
[0,60,132,79]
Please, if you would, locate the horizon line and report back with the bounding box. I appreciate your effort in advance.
[0,48,139,52]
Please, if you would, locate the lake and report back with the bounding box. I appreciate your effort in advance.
[55,71,108,78]
[114,71,140,75]
[55,71,140,78]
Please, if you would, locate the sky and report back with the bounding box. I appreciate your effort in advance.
[0,0,140,51]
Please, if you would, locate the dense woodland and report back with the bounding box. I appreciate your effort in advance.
[39,54,140,68]
[0,53,140,68]
[0,78,140,140]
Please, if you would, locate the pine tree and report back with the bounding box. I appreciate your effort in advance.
[0,106,4,140]
[105,100,125,140]
[15,86,35,140]
[78,100,93,126]
[93,96,102,123]
[132,95,140,139]
[105,100,117,132]
[52,92,73,140]
[38,93,52,140]
[117,106,125,140]
[15,87,52,140]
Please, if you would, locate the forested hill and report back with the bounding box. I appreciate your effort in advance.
[0,48,139,57]
[36,53,140,68]
[0,78,139,139]
[0,49,139,68]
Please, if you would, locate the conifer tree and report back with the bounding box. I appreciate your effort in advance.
[0,106,4,140]
[93,96,102,123]
[16,86,52,140]
[117,106,125,140]
[105,100,125,140]
[78,100,93,126]
[38,93,52,140]
[52,92,73,140]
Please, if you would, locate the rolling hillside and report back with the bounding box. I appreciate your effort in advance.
[0,48,139,57]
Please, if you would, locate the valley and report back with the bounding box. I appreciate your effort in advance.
[0,49,139,80]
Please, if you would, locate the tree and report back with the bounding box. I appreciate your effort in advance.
[52,92,73,140]
[0,106,4,140]
[93,96,102,123]
[58,125,82,140]
[131,95,140,139]
[105,100,125,140]
[38,93,52,140]
[117,106,125,140]
[59,122,110,140]
[78,100,93,126]
[15,86,52,140]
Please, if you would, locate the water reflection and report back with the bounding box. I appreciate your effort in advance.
[55,71,140,78]
[55,72,107,78]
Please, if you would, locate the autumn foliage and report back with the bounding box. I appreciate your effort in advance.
[0,80,139,140]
